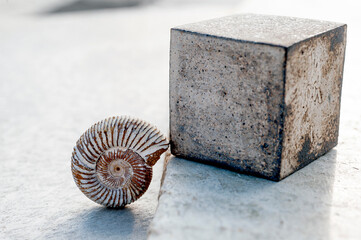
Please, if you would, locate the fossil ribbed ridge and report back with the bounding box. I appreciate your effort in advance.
[71,116,169,208]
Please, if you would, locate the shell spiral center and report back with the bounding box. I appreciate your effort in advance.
[96,149,143,189]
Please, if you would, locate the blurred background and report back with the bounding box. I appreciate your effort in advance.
[0,0,360,239]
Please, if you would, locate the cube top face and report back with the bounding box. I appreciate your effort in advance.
[174,14,344,48]
[170,14,346,181]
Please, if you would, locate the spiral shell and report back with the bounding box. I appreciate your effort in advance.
[71,116,169,208]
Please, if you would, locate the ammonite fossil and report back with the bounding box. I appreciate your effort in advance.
[71,116,169,208]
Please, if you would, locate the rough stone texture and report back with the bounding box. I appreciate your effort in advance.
[280,27,346,178]
[169,14,347,180]
[148,151,361,240]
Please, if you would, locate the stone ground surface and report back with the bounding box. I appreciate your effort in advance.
[149,150,361,240]
[0,0,360,239]
[149,0,361,239]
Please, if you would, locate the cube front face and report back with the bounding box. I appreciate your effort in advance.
[170,30,286,179]
[280,26,346,178]
[169,14,346,181]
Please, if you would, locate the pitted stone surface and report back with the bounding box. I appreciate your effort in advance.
[170,14,347,180]
[170,31,285,179]
[280,27,346,178]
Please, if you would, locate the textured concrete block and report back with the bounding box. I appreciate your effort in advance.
[169,14,346,180]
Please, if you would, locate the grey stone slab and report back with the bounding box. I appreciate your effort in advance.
[148,151,361,240]
[169,14,347,180]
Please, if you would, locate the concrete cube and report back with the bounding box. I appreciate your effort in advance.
[169,14,346,181]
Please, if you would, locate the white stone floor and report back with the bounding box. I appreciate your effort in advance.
[0,0,360,239]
